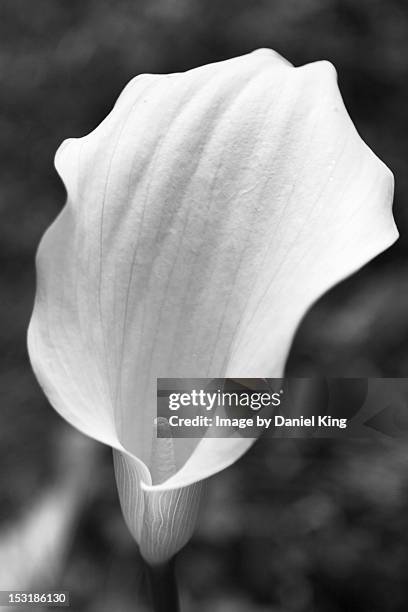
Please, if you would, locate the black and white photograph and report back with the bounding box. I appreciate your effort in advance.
[1,2,408,611]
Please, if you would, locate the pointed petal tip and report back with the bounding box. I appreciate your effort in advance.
[250,47,293,66]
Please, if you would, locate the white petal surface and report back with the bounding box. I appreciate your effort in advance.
[28,49,398,559]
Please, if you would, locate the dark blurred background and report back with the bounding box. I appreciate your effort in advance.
[1,1,408,610]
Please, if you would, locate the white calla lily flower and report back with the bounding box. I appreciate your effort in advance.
[27,49,397,564]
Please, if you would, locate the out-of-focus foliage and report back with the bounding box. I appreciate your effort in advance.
[1,1,408,610]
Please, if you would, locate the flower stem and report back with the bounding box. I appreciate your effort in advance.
[146,558,180,612]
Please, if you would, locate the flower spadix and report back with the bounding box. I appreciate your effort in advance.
[28,49,397,564]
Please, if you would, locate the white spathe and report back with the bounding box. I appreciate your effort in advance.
[27,49,398,564]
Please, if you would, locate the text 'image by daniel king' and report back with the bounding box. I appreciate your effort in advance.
[2,2,408,612]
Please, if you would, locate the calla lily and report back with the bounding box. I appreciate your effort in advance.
[27,49,397,565]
